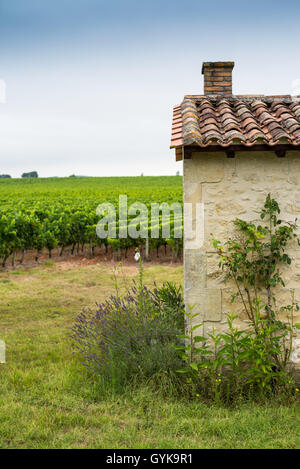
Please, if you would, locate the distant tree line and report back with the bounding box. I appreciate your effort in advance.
[22,171,38,178]
[0,172,39,179]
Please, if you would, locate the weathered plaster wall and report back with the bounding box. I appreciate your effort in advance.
[183,150,300,366]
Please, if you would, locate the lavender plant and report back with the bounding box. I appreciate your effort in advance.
[72,282,184,390]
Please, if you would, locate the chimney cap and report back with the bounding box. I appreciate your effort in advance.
[201,61,235,74]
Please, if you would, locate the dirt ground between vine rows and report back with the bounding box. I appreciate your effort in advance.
[0,245,183,272]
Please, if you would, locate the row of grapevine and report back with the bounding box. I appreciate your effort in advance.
[0,200,183,267]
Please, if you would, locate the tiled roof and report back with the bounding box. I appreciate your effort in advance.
[170,95,300,149]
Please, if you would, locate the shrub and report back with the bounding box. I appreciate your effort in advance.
[72,281,184,391]
[176,310,298,403]
[176,194,300,403]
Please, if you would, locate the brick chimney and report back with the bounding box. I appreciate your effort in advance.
[202,61,234,96]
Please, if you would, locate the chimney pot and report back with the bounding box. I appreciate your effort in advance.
[202,61,234,96]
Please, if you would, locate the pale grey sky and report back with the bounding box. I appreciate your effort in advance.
[0,0,300,177]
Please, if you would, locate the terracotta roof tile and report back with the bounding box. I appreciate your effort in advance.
[170,95,300,149]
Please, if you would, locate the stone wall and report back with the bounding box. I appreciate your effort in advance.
[183,150,300,366]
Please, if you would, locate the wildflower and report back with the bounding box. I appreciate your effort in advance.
[134,252,140,262]
[196,394,200,397]
[296,388,299,392]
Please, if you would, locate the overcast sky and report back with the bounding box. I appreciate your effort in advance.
[0,0,300,178]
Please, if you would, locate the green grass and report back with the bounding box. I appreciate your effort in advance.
[0,262,299,449]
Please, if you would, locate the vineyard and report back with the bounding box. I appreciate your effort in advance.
[0,176,183,267]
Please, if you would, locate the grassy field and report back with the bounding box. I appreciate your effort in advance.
[0,260,299,449]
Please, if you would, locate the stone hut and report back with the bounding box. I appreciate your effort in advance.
[170,61,300,365]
